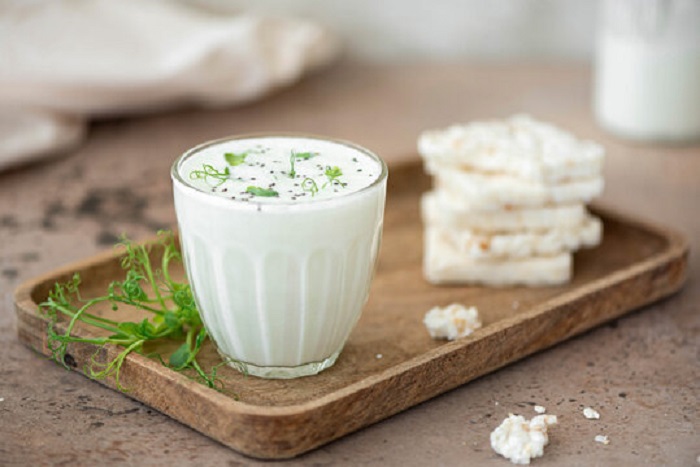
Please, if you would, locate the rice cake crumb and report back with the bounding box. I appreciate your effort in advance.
[490,413,557,465]
[583,407,600,420]
[423,303,482,340]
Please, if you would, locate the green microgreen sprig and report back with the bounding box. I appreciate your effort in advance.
[323,166,345,188]
[224,152,248,166]
[289,151,317,179]
[301,178,319,197]
[189,164,230,187]
[40,232,229,393]
[246,186,279,197]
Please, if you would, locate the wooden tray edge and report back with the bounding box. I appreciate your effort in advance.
[14,204,690,459]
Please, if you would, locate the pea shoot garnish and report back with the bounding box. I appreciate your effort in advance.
[323,166,345,188]
[246,186,279,197]
[187,147,361,201]
[289,151,317,178]
[301,177,319,196]
[189,164,230,186]
[40,232,230,392]
[224,151,248,166]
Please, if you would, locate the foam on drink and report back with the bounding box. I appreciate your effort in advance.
[179,136,382,203]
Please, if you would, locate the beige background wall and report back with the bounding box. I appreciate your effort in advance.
[192,0,598,61]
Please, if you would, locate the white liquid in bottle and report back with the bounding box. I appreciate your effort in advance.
[594,0,700,142]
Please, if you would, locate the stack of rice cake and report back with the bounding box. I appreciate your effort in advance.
[419,115,605,286]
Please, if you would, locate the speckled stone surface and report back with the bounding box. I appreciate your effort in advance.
[1,63,698,466]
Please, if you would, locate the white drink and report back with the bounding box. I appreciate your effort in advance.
[171,135,387,378]
[594,0,700,141]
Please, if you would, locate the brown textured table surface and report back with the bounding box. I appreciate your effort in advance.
[1,63,698,466]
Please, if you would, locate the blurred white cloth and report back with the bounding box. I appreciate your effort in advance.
[0,0,340,171]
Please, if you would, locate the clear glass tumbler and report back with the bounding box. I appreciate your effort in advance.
[171,135,387,378]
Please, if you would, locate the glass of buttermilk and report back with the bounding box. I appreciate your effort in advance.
[171,135,387,379]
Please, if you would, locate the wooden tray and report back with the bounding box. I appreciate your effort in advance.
[15,162,689,459]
